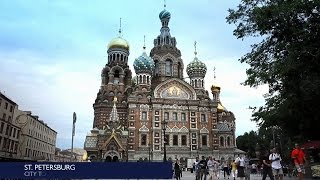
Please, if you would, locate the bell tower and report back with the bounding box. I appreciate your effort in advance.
[150,4,184,89]
[93,18,132,129]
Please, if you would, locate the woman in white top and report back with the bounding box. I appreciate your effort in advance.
[235,154,245,180]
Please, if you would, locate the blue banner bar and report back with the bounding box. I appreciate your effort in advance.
[0,162,173,179]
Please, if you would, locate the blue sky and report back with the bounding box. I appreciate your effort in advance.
[0,0,267,149]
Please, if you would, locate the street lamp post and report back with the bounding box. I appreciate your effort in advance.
[161,120,168,162]
[148,143,151,162]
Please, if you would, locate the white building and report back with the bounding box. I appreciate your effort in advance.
[13,109,57,161]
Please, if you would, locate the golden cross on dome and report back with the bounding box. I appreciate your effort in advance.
[194,41,197,56]
[164,0,166,9]
[213,67,216,80]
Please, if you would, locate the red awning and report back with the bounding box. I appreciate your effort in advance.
[301,140,320,150]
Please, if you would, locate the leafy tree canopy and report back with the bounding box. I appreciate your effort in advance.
[227,0,320,142]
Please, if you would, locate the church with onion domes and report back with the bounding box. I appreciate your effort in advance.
[84,4,239,163]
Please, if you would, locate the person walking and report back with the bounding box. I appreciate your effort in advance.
[231,160,237,180]
[244,154,251,180]
[174,159,181,180]
[269,147,283,180]
[262,150,274,180]
[199,156,208,180]
[223,161,230,179]
[291,143,307,180]
[235,154,245,180]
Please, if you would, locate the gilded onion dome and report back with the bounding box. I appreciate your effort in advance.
[186,57,207,78]
[211,84,221,92]
[107,37,130,50]
[133,51,155,74]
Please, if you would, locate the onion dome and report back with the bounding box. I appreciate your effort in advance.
[159,9,171,20]
[211,84,221,93]
[133,52,155,74]
[186,57,207,78]
[107,37,129,50]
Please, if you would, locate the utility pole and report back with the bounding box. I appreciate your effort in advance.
[71,112,76,161]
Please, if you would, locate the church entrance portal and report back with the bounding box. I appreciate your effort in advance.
[103,150,121,162]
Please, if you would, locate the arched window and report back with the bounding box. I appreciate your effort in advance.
[195,79,198,88]
[178,62,182,78]
[120,54,123,61]
[154,60,159,76]
[143,75,146,84]
[139,75,142,84]
[227,137,231,146]
[114,70,120,84]
[220,136,224,147]
[165,59,172,76]
[112,54,115,61]
[117,54,119,61]
[147,76,150,84]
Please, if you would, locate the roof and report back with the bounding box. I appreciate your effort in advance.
[301,140,320,150]
[0,92,17,105]
[217,122,231,132]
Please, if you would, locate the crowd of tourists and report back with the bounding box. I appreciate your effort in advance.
[172,143,306,180]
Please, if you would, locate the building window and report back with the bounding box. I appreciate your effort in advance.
[181,135,187,146]
[164,112,169,121]
[173,112,177,121]
[154,60,159,76]
[10,106,13,112]
[173,135,178,146]
[141,134,147,146]
[5,102,8,109]
[165,134,169,145]
[8,116,11,122]
[202,135,207,146]
[142,111,147,120]
[2,113,6,121]
[113,70,120,84]
[181,113,186,121]
[165,59,172,76]
[0,122,4,133]
[227,136,231,146]
[220,137,224,147]
[201,114,206,122]
[5,125,10,135]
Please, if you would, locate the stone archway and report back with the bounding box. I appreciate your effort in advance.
[103,150,121,162]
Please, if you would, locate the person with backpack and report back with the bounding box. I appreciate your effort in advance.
[269,147,283,180]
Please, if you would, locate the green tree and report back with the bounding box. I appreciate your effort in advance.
[227,0,320,143]
[236,130,259,158]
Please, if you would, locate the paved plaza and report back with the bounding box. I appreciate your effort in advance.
[84,170,316,180]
